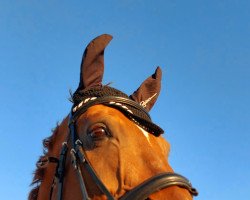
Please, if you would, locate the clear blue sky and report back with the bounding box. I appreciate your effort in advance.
[0,1,249,199]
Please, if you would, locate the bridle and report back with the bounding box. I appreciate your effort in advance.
[49,96,198,200]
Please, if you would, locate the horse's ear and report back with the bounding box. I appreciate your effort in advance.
[130,67,162,111]
[76,34,113,91]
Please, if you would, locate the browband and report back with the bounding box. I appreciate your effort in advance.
[69,96,164,136]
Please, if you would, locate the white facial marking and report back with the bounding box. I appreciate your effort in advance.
[136,125,151,144]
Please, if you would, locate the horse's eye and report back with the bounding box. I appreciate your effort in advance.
[88,124,110,139]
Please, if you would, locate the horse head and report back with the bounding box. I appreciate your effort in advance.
[29,34,197,200]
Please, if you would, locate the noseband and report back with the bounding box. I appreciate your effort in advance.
[50,96,198,200]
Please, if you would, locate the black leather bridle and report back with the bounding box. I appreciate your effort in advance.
[50,96,198,200]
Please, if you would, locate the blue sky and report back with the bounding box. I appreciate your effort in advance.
[0,1,249,199]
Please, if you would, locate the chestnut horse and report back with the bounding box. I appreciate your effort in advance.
[29,34,198,200]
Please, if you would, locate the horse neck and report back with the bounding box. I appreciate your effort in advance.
[37,116,69,200]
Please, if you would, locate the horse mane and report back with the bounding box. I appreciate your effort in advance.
[28,122,62,200]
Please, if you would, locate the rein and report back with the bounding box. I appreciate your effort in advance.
[50,96,198,200]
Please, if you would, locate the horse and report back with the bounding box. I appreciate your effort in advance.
[29,34,198,200]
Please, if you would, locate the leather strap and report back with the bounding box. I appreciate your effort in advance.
[70,96,151,123]
[70,148,91,200]
[74,142,115,200]
[70,96,164,136]
[68,117,115,200]
[120,173,198,200]
[56,142,68,200]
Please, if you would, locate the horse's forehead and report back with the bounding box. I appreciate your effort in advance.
[81,105,169,143]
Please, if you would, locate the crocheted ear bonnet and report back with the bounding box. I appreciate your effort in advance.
[72,34,164,136]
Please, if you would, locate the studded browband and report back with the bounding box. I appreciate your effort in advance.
[69,96,164,136]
